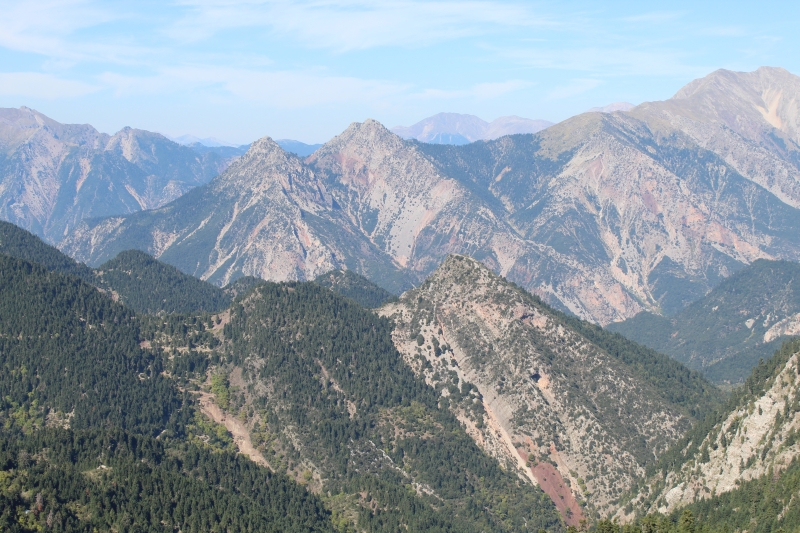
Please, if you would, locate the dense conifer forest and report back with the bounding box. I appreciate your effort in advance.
[96,249,230,314]
[314,269,398,308]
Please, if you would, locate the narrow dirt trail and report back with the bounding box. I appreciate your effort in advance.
[195,392,270,469]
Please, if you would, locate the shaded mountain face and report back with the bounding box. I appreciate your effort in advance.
[623,339,800,529]
[96,249,231,314]
[608,259,800,384]
[62,67,800,329]
[392,112,553,144]
[0,107,232,243]
[379,255,721,519]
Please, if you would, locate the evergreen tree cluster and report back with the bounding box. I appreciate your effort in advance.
[313,269,398,308]
[96,249,231,314]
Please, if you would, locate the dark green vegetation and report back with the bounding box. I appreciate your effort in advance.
[96,249,230,314]
[0,254,187,435]
[0,246,564,532]
[591,509,759,533]
[608,259,800,383]
[210,282,563,532]
[0,254,332,532]
[0,220,94,282]
[0,429,333,533]
[222,275,266,299]
[314,269,398,308]
[0,220,236,315]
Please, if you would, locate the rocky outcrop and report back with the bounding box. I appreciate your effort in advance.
[624,340,800,519]
[379,255,706,518]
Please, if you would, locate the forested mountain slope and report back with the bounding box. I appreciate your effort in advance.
[0,107,232,243]
[378,255,722,519]
[1,220,234,315]
[164,281,564,532]
[96,249,230,314]
[62,68,800,327]
[608,259,800,384]
[621,339,800,532]
[0,220,94,281]
[0,253,337,532]
[1,242,567,531]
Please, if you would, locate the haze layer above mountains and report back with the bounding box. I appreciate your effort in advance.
[37,66,798,327]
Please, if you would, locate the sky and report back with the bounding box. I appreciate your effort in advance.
[1,0,797,145]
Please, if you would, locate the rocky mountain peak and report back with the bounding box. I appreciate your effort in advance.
[646,66,800,143]
[381,253,711,518]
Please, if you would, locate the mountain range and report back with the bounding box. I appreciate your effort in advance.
[0,106,239,244]
[391,112,554,144]
[56,67,800,327]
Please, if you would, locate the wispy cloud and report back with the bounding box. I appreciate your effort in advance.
[0,72,100,98]
[169,0,553,51]
[414,79,533,101]
[547,78,601,100]
[622,11,684,24]
[100,65,409,107]
[504,46,704,77]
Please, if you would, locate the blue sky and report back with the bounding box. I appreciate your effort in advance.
[1,0,797,144]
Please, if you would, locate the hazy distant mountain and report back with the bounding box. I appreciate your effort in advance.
[169,134,235,147]
[275,139,323,157]
[0,107,232,243]
[391,112,553,144]
[587,102,635,113]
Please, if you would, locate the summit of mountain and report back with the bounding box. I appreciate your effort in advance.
[391,112,553,144]
[60,132,413,290]
[380,254,722,519]
[0,107,232,243]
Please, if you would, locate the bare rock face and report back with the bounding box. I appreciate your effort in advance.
[624,341,800,519]
[379,255,698,519]
[0,107,230,243]
[61,136,406,288]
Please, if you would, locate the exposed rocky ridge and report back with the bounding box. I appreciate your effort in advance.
[61,136,410,289]
[378,255,714,519]
[0,107,231,243]
[632,67,800,210]
[623,339,800,521]
[608,259,800,384]
[61,68,800,327]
